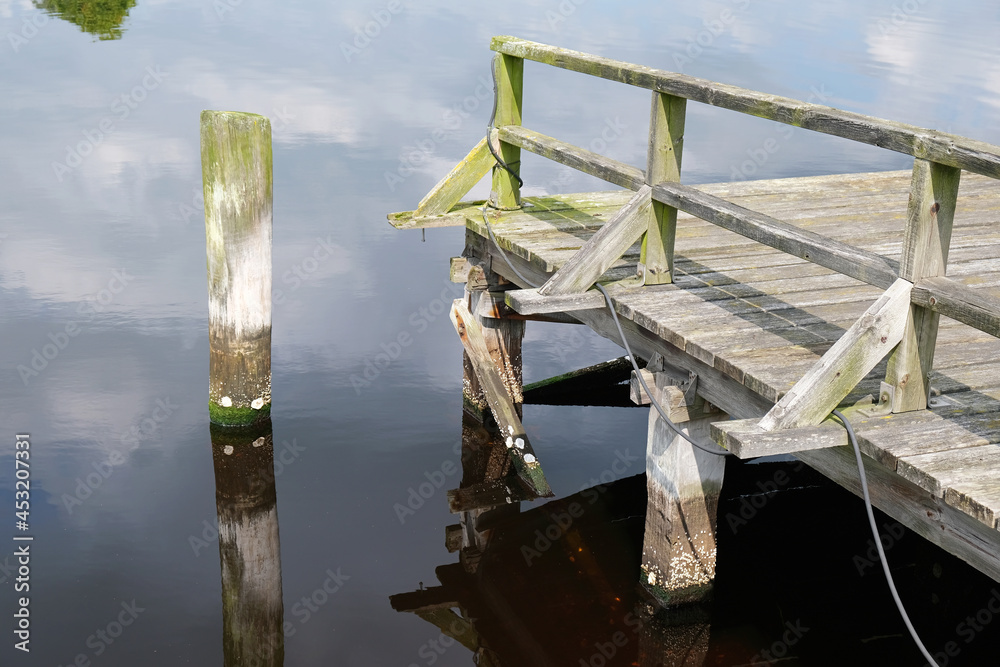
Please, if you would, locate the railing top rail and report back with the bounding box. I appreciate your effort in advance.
[491,36,1000,180]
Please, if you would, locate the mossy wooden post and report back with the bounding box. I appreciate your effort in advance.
[202,110,273,426]
[641,92,686,284]
[489,54,523,211]
[885,159,960,412]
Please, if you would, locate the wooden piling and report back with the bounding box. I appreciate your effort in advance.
[641,371,728,606]
[202,110,273,426]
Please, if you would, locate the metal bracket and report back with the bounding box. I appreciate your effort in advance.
[855,381,895,418]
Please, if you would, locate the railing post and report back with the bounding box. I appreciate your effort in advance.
[641,92,686,284]
[489,54,523,211]
[885,158,961,412]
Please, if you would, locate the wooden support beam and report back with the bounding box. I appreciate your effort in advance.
[538,185,652,295]
[758,278,912,431]
[473,289,580,323]
[886,159,961,412]
[450,299,552,497]
[415,138,495,218]
[506,282,677,315]
[489,54,523,210]
[522,356,634,406]
[642,92,686,284]
[491,36,1000,179]
[912,276,1000,339]
[642,408,728,606]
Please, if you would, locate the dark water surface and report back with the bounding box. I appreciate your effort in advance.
[2,0,1000,665]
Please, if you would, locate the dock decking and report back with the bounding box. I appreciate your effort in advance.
[390,36,1000,601]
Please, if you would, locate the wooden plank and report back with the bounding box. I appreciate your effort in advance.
[490,36,1000,179]
[497,125,644,190]
[506,282,677,315]
[415,138,495,218]
[913,276,1000,338]
[897,445,1000,529]
[490,54,523,210]
[796,446,1000,581]
[758,279,913,430]
[712,409,938,459]
[886,159,962,411]
[642,92,686,284]
[653,181,900,289]
[387,202,482,230]
[538,185,652,295]
[522,356,633,402]
[450,299,552,497]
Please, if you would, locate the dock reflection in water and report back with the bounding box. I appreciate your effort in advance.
[390,412,713,666]
[210,420,284,667]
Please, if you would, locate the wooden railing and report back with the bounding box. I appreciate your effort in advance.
[406,36,1000,427]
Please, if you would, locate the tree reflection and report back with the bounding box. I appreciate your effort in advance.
[34,0,137,41]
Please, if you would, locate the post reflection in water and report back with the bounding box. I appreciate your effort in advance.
[210,420,285,667]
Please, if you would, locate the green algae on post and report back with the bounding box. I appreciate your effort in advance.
[201,110,273,427]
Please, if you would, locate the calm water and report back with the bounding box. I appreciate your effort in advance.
[2,1,1000,665]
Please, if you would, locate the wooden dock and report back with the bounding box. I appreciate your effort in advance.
[390,36,1000,606]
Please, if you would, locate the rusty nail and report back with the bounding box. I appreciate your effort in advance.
[930,202,940,214]
[929,296,937,306]
[880,336,887,343]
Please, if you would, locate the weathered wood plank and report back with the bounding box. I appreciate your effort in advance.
[758,279,912,430]
[886,159,962,411]
[490,54,523,210]
[913,276,1000,338]
[796,446,1000,580]
[653,181,900,289]
[415,138,495,218]
[539,185,652,295]
[897,445,1000,529]
[491,36,1000,179]
[642,92,686,284]
[450,299,552,497]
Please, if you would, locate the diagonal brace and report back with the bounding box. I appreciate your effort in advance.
[538,184,652,296]
[450,299,553,497]
[759,278,913,431]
